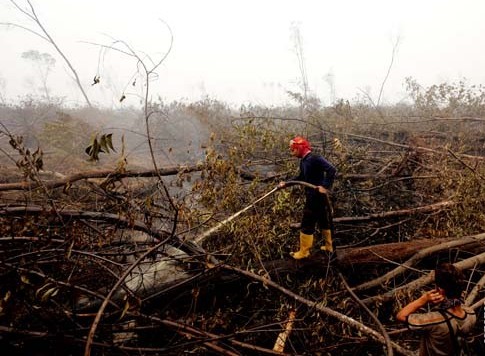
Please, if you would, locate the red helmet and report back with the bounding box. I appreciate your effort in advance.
[289,136,311,157]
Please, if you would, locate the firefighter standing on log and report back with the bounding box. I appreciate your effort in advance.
[279,136,337,259]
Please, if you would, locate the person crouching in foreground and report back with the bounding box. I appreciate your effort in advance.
[396,263,476,356]
[279,136,336,259]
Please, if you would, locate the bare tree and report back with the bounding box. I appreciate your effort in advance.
[290,22,309,106]
[357,35,401,111]
[324,69,336,104]
[1,0,92,107]
[0,75,6,104]
[377,35,401,106]
[21,49,56,101]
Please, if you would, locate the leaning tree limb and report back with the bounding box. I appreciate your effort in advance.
[465,272,485,307]
[221,264,414,356]
[470,297,485,311]
[353,232,485,292]
[362,251,485,305]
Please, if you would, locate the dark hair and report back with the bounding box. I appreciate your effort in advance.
[434,263,464,299]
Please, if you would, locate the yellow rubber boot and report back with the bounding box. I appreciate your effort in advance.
[320,229,333,252]
[290,232,314,259]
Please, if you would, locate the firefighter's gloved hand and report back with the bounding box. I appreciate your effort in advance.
[278,181,286,189]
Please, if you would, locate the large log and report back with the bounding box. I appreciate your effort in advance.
[262,237,454,276]
[336,238,452,267]
[76,235,485,308]
[0,164,203,191]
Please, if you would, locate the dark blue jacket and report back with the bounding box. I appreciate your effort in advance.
[295,152,336,198]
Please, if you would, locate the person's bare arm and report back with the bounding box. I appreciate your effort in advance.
[396,290,444,322]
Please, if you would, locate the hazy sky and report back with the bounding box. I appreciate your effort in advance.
[0,0,484,108]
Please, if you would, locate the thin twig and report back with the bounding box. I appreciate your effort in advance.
[222,264,413,356]
[338,272,393,356]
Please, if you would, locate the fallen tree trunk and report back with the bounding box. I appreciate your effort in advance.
[125,235,485,307]
[261,237,457,276]
[0,164,203,191]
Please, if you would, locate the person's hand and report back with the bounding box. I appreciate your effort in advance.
[317,186,328,194]
[278,181,286,189]
[420,289,445,305]
[396,288,445,322]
